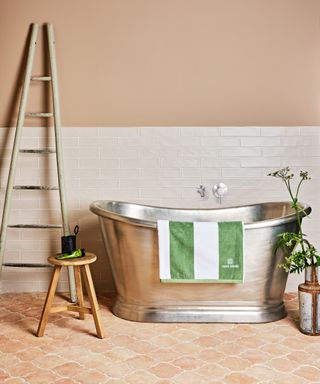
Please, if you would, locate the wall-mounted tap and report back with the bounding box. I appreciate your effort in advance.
[197,185,206,198]
[213,182,228,204]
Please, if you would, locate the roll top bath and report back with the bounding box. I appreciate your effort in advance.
[90,201,311,323]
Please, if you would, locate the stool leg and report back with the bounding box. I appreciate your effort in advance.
[36,265,62,337]
[74,266,85,320]
[81,265,105,339]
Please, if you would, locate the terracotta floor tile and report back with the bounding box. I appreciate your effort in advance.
[33,353,66,369]
[171,329,198,341]
[276,325,300,337]
[56,346,90,361]
[237,336,265,349]
[195,362,227,378]
[0,313,24,323]
[294,365,320,382]
[260,343,291,356]
[234,324,256,335]
[193,335,219,347]
[128,340,157,354]
[53,362,85,377]
[74,368,108,384]
[109,335,136,347]
[0,352,20,367]
[0,370,10,382]
[223,372,256,384]
[104,347,138,362]
[126,354,156,369]
[287,350,317,365]
[131,327,157,339]
[266,357,296,372]
[80,352,110,369]
[6,361,37,378]
[173,371,209,384]
[149,348,181,363]
[282,335,306,350]
[305,342,320,355]
[172,356,202,370]
[15,347,44,362]
[270,373,309,384]
[194,323,230,335]
[0,338,27,354]
[3,379,26,384]
[215,330,240,342]
[172,341,203,354]
[149,362,182,378]
[152,324,179,334]
[198,348,225,363]
[258,331,286,343]
[240,348,272,364]
[24,369,61,384]
[245,364,280,381]
[125,370,158,384]
[215,341,243,355]
[99,361,133,378]
[151,335,178,347]
[218,356,252,371]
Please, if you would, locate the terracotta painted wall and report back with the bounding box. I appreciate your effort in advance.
[1,0,320,127]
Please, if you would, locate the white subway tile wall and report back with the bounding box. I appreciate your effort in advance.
[0,127,319,292]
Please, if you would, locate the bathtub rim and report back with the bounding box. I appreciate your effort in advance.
[90,200,311,230]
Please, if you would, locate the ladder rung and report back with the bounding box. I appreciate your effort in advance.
[31,76,51,81]
[13,185,59,190]
[8,224,63,229]
[19,149,56,154]
[25,112,53,118]
[3,263,51,268]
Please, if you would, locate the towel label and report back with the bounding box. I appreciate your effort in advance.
[222,258,240,268]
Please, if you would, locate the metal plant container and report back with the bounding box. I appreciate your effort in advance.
[299,266,320,335]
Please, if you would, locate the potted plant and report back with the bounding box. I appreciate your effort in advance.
[268,167,320,335]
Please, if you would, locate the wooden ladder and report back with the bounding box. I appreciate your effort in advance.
[0,23,76,302]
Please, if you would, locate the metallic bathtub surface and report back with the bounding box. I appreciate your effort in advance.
[90,201,311,323]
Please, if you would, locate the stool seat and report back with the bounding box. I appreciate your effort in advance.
[37,252,104,339]
[48,253,96,266]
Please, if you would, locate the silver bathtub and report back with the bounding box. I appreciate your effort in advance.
[90,201,310,323]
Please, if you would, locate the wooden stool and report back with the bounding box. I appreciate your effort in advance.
[36,252,104,339]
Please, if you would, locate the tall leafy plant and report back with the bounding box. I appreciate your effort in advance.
[268,167,320,273]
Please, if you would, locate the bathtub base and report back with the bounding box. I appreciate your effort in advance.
[113,298,287,323]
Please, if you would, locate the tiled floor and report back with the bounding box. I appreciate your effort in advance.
[0,293,320,384]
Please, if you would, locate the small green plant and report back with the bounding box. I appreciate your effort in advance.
[268,167,320,273]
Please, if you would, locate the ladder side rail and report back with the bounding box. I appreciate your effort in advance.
[47,23,76,303]
[46,23,70,236]
[0,23,39,271]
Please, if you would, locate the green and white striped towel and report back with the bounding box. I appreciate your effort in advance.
[157,221,244,283]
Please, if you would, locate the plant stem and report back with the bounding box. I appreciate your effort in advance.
[286,178,305,253]
[286,179,295,202]
[295,178,304,200]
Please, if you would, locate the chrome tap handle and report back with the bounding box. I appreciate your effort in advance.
[213,183,228,204]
